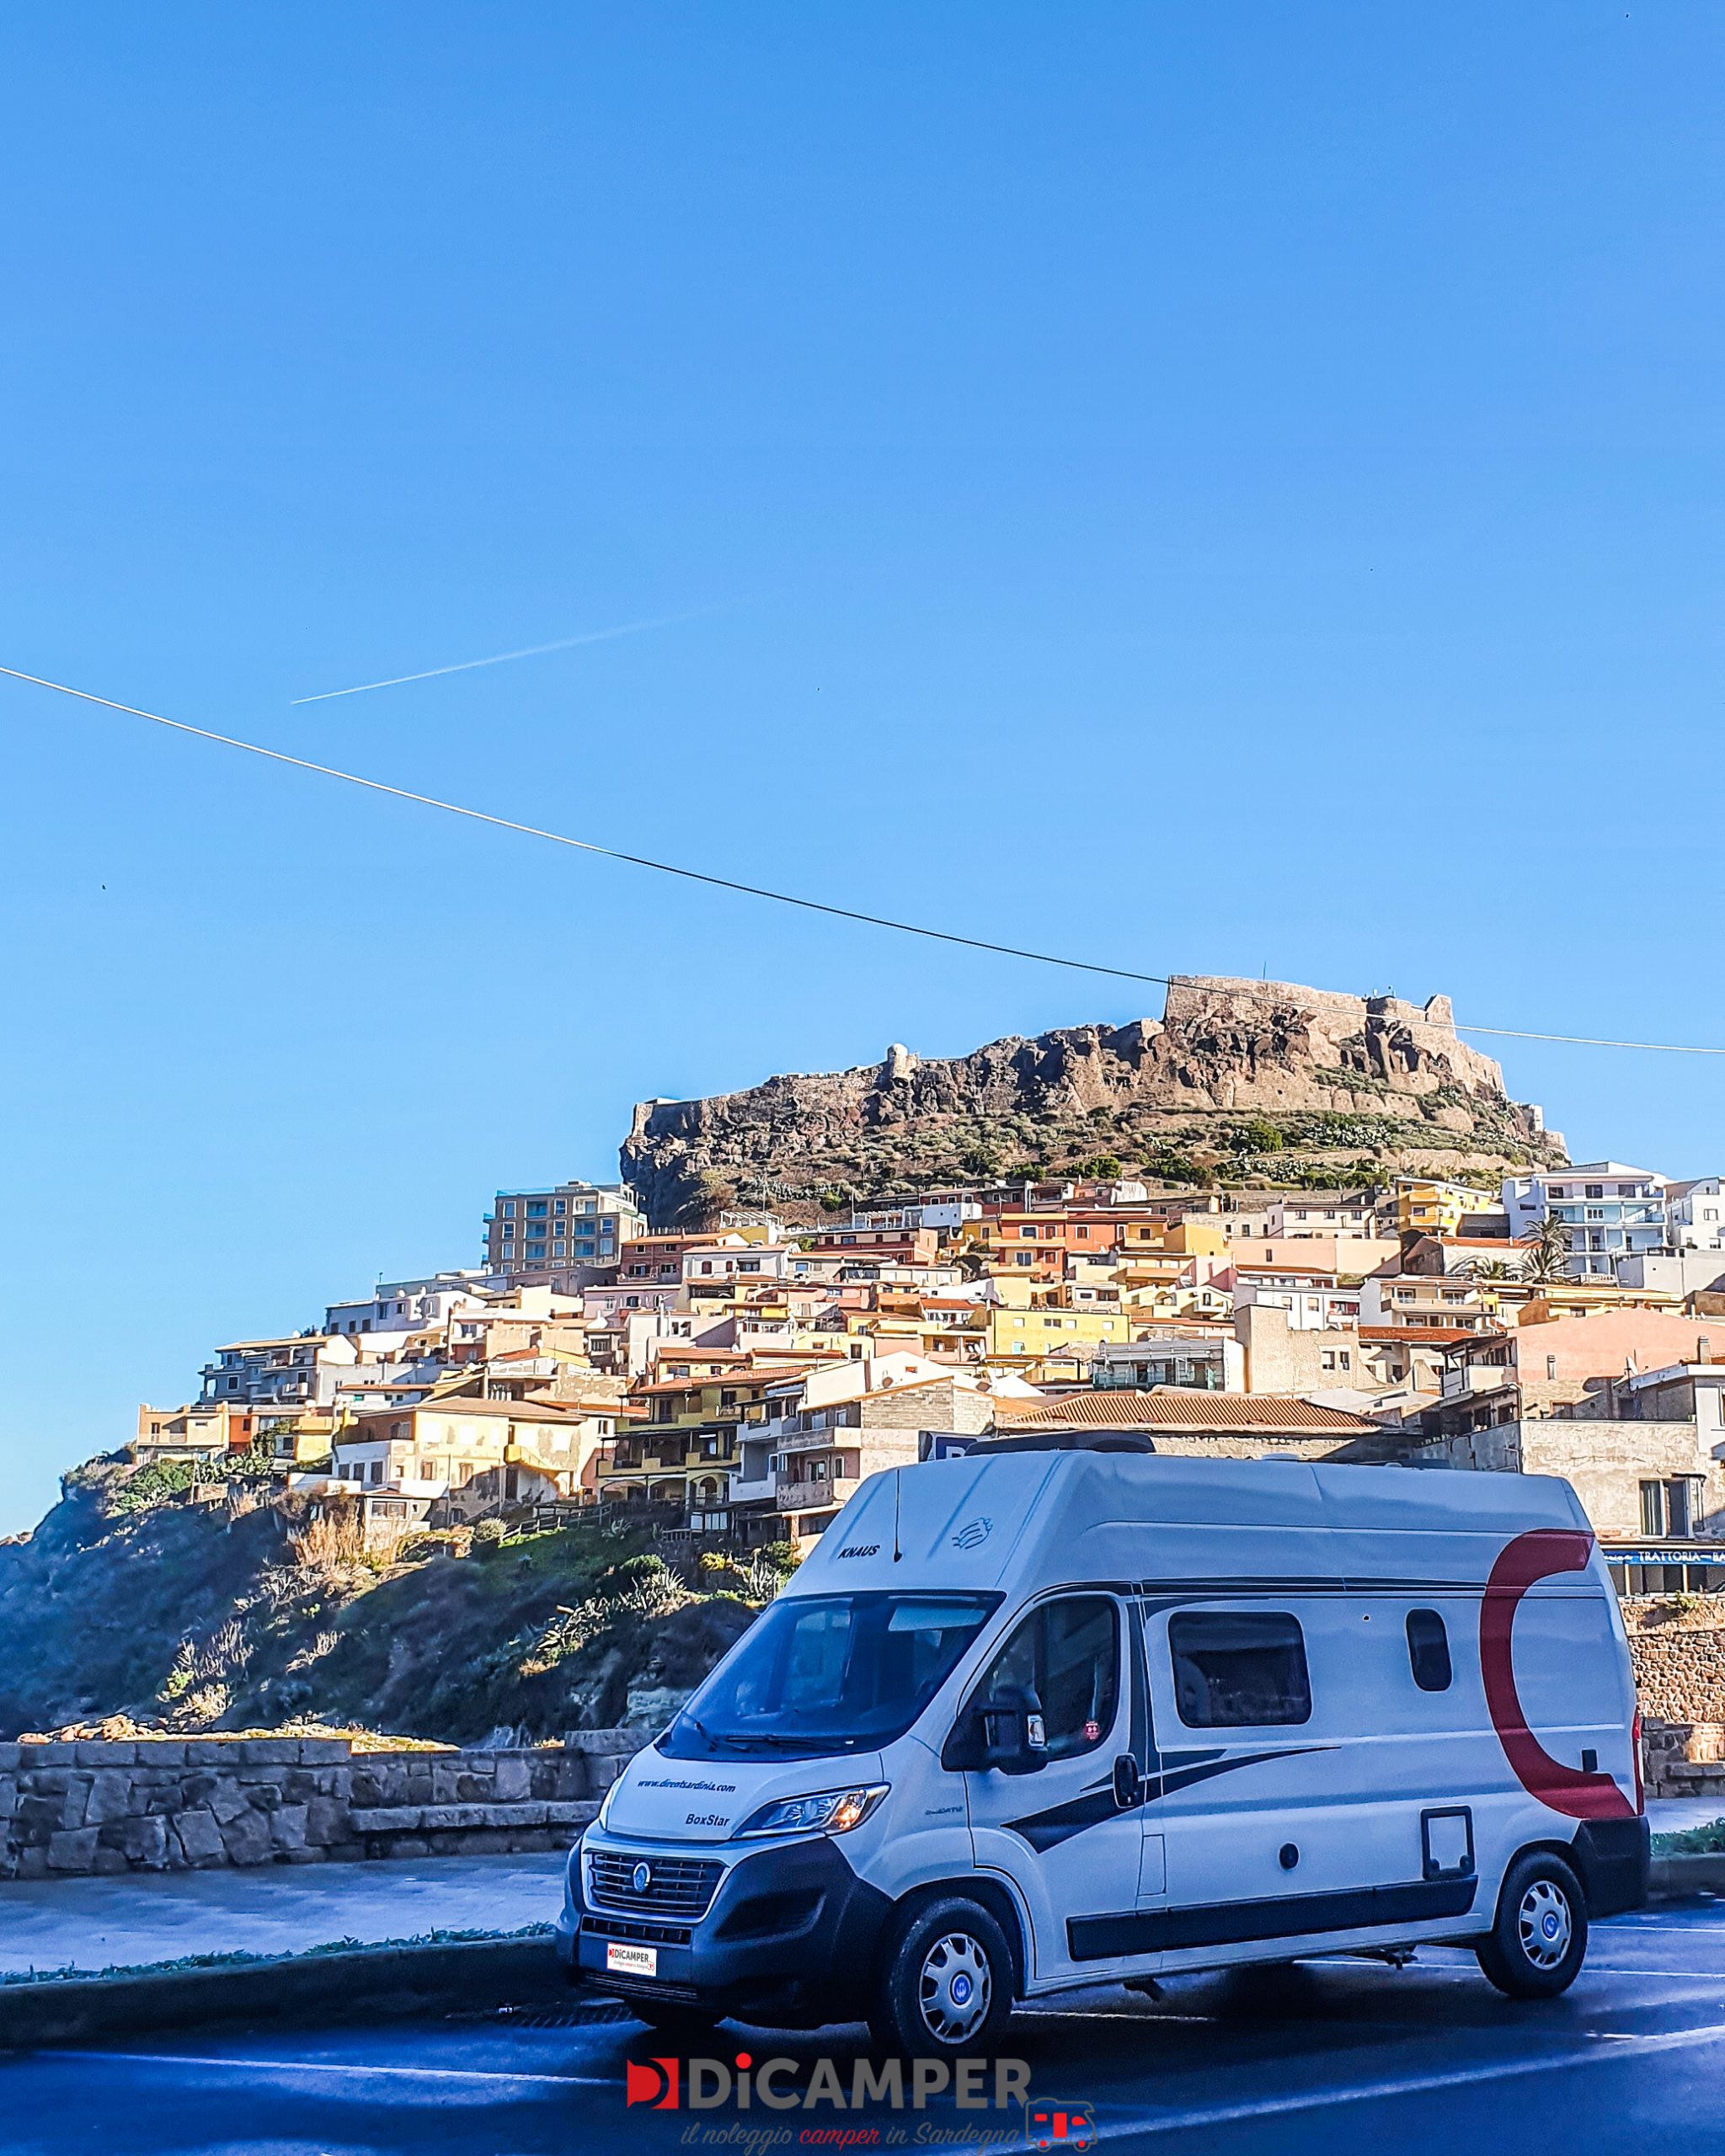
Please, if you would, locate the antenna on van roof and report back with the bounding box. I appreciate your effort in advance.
[893,1470,903,1563]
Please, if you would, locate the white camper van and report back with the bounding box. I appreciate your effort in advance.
[558,1440,1648,2055]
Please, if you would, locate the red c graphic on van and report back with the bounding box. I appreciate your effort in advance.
[1480,1529,1633,1821]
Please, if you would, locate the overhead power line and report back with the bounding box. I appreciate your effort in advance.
[4,660,1723,1058]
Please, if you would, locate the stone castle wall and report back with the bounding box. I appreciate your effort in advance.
[0,1728,647,1882]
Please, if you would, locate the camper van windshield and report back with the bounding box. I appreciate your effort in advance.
[660,1592,1001,1762]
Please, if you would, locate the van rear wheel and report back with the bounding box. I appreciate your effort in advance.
[872,1896,1014,2057]
[1477,1853,1588,1999]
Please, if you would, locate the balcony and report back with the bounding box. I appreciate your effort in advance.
[777,1476,857,1514]
[1439,1364,1514,1400]
[759,1401,862,1443]
[729,1471,777,1506]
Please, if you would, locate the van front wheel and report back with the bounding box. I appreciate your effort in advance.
[872,1897,1014,2057]
[1476,1854,1588,1999]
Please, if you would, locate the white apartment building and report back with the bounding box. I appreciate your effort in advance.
[1229,1264,1362,1331]
[200,1333,360,1410]
[1665,1177,1725,1253]
[1503,1162,1668,1279]
[325,1273,492,1338]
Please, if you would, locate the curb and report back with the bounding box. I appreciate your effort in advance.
[0,1936,569,2051]
[1649,1852,1725,1901]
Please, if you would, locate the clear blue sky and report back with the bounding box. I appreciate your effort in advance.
[1,4,1719,1532]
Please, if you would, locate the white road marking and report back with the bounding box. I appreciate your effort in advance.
[1087,2017,1725,2141]
[70,2049,608,2089]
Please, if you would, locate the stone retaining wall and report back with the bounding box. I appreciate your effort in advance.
[1642,1717,1725,1802]
[1628,1624,1725,1726]
[0,1729,648,1881]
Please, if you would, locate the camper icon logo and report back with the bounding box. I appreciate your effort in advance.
[1027,2102,1096,2151]
[952,1517,993,1550]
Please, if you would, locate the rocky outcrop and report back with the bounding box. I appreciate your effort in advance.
[620,976,1564,1227]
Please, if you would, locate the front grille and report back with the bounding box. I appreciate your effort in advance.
[581,1914,694,1948]
[588,1849,723,1920]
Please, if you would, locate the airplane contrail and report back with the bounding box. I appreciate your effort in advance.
[290,607,717,705]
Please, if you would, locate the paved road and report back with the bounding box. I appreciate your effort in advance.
[3,1904,1724,2154]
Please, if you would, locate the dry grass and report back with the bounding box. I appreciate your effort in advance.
[286,1500,370,1572]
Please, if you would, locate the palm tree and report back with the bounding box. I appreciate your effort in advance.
[1465,1257,1514,1283]
[1517,1214,1573,1287]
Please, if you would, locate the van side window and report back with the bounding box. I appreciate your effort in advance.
[1168,1612,1311,1727]
[1405,1609,1452,1692]
[973,1596,1119,1759]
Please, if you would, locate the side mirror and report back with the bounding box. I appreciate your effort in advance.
[976,1686,1048,1776]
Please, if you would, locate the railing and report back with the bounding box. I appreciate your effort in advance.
[757,1402,862,1441]
[777,1477,856,1513]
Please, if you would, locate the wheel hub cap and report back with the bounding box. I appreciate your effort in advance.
[1518,1880,1573,1970]
[918,1932,991,2043]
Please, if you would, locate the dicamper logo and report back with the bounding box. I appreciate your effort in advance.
[626,2057,681,2108]
[621,2052,1031,2112]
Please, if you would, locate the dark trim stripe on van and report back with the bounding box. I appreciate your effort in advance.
[1067,1876,1478,1960]
[1003,1747,1328,1849]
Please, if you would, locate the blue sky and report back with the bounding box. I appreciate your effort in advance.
[1,4,1719,1531]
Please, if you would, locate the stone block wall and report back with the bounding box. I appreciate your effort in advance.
[1642,1718,1725,1801]
[0,1728,648,1881]
[1628,1623,1725,1726]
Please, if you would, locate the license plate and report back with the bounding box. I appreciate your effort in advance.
[607,1941,658,1977]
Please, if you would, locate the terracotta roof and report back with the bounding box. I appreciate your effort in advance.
[993,1388,1382,1435]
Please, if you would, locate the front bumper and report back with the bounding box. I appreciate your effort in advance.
[563,1831,893,2023]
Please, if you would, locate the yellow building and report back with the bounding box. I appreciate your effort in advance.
[985,1306,1127,1364]
[600,1358,840,1513]
[1396,1177,1491,1237]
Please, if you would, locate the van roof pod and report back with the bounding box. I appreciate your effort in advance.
[969,1429,1158,1456]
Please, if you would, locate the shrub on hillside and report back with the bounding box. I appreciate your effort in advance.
[470,1517,509,1560]
[108,1440,280,1518]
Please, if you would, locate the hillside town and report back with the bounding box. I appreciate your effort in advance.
[133,1150,1725,1602]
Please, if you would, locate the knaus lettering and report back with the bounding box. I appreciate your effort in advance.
[628,2052,1031,2113]
[834,1544,880,1560]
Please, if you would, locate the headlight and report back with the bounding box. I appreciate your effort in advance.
[734,1784,889,1839]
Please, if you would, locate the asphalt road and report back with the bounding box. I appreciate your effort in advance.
[4,1905,1725,2155]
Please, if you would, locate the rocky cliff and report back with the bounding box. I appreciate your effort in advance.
[620,976,1565,1226]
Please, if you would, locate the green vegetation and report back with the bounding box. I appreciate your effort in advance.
[1652,1817,1725,1855]
[0,1466,781,1744]
[103,1442,280,1518]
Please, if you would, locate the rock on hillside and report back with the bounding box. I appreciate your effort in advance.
[0,1468,760,1746]
[620,975,1565,1226]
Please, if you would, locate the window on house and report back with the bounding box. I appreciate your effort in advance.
[1642,1478,1705,1537]
[1585,1185,1604,1200]
[1168,1612,1311,1727]
[1546,1355,1558,1380]
[1406,1609,1452,1692]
